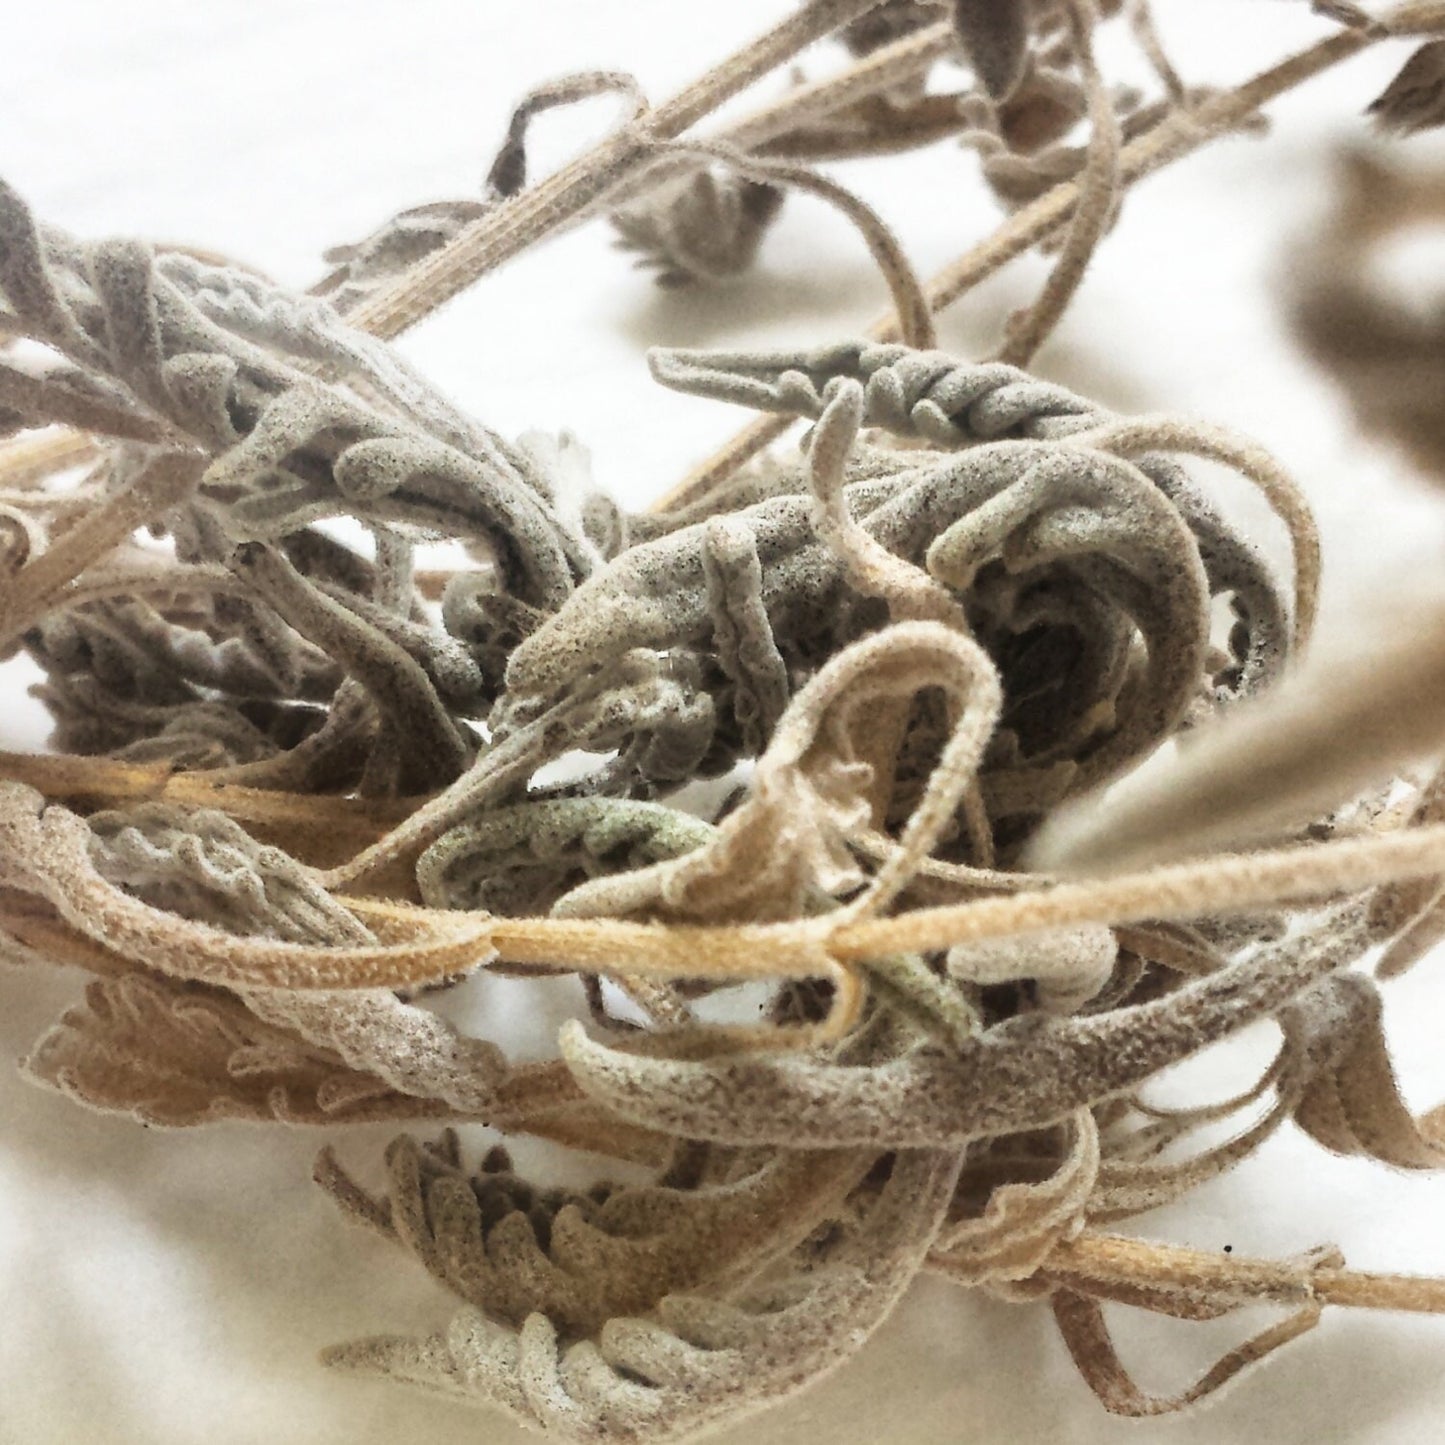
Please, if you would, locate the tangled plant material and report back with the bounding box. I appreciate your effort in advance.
[10,1,1445,1440]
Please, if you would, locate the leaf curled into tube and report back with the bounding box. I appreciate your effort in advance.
[951,0,1031,102]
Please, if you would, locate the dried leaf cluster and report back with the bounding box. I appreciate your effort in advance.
[9,1,1445,1440]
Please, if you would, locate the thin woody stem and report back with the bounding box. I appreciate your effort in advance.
[996,0,1118,368]
[0,751,417,837]
[709,20,955,152]
[352,820,1445,983]
[830,822,1445,962]
[911,27,1377,328]
[602,21,958,208]
[1044,1231,1445,1314]
[658,413,794,515]
[650,21,1383,513]
[0,451,202,648]
[349,0,892,340]
[19,773,1445,992]
[12,815,1445,1026]
[655,138,937,349]
[309,24,955,304]
[0,429,96,490]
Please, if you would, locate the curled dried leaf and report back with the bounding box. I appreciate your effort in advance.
[951,0,1032,101]
[1369,40,1445,134]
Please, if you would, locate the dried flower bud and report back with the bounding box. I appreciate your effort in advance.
[611,168,784,286]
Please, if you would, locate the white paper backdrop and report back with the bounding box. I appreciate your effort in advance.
[5,3,1445,1443]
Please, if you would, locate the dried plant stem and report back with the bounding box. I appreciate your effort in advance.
[28,800,1440,1030]
[349,0,893,340]
[318,820,1445,991]
[832,822,1445,963]
[52,562,239,609]
[912,25,1378,325]
[1075,417,1320,645]
[1305,1269,1445,1313]
[1388,0,1445,35]
[0,891,138,978]
[1045,1231,1445,1315]
[0,452,201,647]
[996,0,1118,368]
[716,20,956,153]
[0,752,415,839]
[757,95,977,163]
[657,139,936,349]
[21,803,1445,1000]
[0,430,95,489]
[653,21,1383,513]
[1128,0,1186,102]
[605,21,958,212]
[657,412,794,512]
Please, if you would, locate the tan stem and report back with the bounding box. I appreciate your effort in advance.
[475,821,1445,979]
[832,821,1445,962]
[0,430,96,489]
[349,0,893,340]
[654,138,936,349]
[658,413,794,516]
[12,817,1445,1018]
[1045,1231,1445,1314]
[605,22,958,210]
[0,751,416,837]
[996,0,1118,368]
[0,451,202,646]
[650,22,1380,513]
[303,820,1445,991]
[912,26,1375,328]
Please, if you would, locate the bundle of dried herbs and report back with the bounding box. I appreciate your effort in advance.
[8,1,1445,1440]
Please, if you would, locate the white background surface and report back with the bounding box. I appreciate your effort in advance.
[5,3,1445,1442]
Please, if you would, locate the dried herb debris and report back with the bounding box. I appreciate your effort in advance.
[7,2,1445,1441]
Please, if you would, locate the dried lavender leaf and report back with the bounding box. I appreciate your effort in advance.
[952,0,1032,101]
[559,910,1366,1148]
[321,1133,870,1336]
[324,1149,960,1444]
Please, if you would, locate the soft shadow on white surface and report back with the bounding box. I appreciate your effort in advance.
[5,3,1445,1443]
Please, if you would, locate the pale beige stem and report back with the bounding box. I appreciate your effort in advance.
[349,0,894,340]
[833,822,1445,962]
[652,139,936,349]
[605,21,958,212]
[450,821,1445,984]
[655,412,794,515]
[14,814,1445,1010]
[0,751,416,838]
[307,819,1445,992]
[0,450,202,646]
[55,561,238,609]
[996,0,1119,368]
[909,24,1377,326]
[0,430,96,489]
[651,22,1381,513]
[1045,1231,1445,1314]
